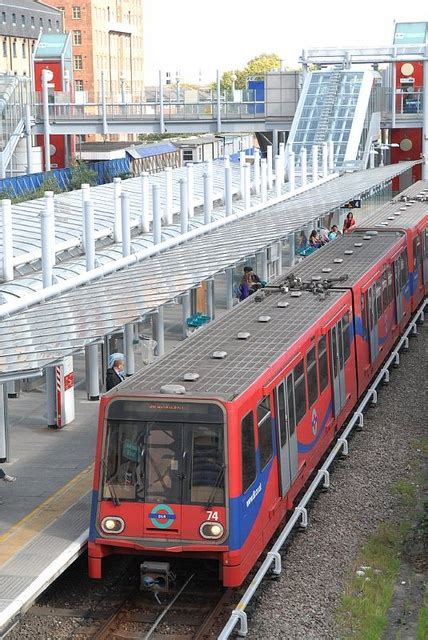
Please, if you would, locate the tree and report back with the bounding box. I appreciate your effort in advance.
[218,53,282,90]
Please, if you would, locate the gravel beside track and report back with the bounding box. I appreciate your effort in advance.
[246,324,427,639]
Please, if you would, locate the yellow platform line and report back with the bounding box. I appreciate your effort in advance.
[0,463,94,568]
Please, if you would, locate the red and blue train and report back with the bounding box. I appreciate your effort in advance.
[88,181,428,587]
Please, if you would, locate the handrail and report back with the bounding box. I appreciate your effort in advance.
[218,297,427,639]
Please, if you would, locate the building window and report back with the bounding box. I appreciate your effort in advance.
[21,14,25,27]
[22,41,26,58]
[31,16,35,28]
[31,41,35,53]
[1,12,5,24]
[2,40,7,57]
[75,79,84,91]
[56,20,60,31]
[12,13,16,25]
[73,30,82,45]
[12,40,17,58]
[74,55,83,70]
[72,6,81,19]
[48,19,52,31]
[39,17,43,28]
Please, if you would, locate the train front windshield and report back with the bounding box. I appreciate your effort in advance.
[102,400,225,506]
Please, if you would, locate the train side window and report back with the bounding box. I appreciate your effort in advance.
[342,312,351,361]
[387,266,393,305]
[424,229,428,257]
[241,412,257,492]
[360,294,367,336]
[382,271,389,309]
[413,237,421,269]
[257,397,273,470]
[307,346,318,407]
[286,373,296,436]
[318,336,328,393]
[293,359,306,424]
[376,279,382,319]
[401,250,409,287]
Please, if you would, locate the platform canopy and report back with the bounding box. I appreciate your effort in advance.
[0,161,420,379]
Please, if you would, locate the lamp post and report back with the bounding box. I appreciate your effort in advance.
[176,73,180,103]
[231,72,237,101]
[119,72,126,106]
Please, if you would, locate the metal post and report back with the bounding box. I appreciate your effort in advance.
[328,140,334,172]
[154,307,165,356]
[288,151,295,191]
[216,69,221,132]
[0,385,8,461]
[391,63,396,129]
[124,324,135,375]
[140,172,150,233]
[181,292,191,339]
[272,130,279,156]
[101,70,108,136]
[83,198,99,400]
[25,104,33,175]
[203,172,212,224]
[41,69,52,172]
[41,191,55,288]
[266,145,273,190]
[301,148,307,187]
[152,184,162,245]
[261,158,268,202]
[121,192,131,257]
[206,158,213,207]
[279,141,285,177]
[312,144,318,182]
[225,166,233,216]
[423,59,428,180]
[159,69,165,133]
[239,151,246,199]
[164,167,173,225]
[113,177,122,242]
[81,183,90,250]
[260,249,268,282]
[186,163,194,218]
[207,279,215,320]
[322,143,328,178]
[253,148,260,195]
[244,164,251,209]
[275,155,282,197]
[180,178,188,233]
[1,199,13,282]
[277,240,283,275]
[226,267,234,310]
[287,232,296,266]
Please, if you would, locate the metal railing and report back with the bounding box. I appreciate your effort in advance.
[218,297,427,639]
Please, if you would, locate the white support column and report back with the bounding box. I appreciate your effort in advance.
[159,69,165,133]
[277,240,283,275]
[25,104,33,175]
[1,199,13,282]
[287,232,296,267]
[266,145,273,190]
[243,164,251,210]
[312,145,319,182]
[186,163,194,218]
[121,192,131,257]
[206,158,213,207]
[121,192,135,377]
[275,155,282,198]
[423,60,428,180]
[179,178,188,233]
[203,172,212,224]
[41,191,55,288]
[322,143,328,179]
[153,307,165,357]
[84,198,99,400]
[301,148,307,187]
[41,69,52,172]
[152,184,162,244]
[140,172,150,233]
[216,69,222,132]
[84,200,95,271]
[328,141,334,172]
[239,151,246,199]
[260,249,268,283]
[124,324,135,376]
[261,158,268,203]
[288,151,295,191]
[101,70,108,136]
[272,129,279,156]
[81,183,90,250]
[226,267,234,311]
[181,292,191,339]
[0,385,8,461]
[391,63,396,130]
[279,142,285,179]
[164,167,173,225]
[206,279,215,321]
[113,177,122,242]
[253,148,260,195]
[223,164,232,215]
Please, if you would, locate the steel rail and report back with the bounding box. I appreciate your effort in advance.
[218,298,427,639]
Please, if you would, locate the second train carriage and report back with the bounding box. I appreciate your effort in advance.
[88,225,418,586]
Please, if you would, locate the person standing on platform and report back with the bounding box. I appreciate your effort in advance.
[0,469,16,482]
[239,266,262,301]
[106,353,125,391]
[343,211,356,233]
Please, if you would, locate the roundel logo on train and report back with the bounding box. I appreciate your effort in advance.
[149,504,176,529]
[311,408,318,436]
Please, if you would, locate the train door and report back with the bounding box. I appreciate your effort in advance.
[413,234,423,296]
[274,373,298,496]
[329,319,346,417]
[393,256,403,323]
[367,285,379,362]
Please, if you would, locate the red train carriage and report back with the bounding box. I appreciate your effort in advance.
[88,225,420,587]
[358,180,428,309]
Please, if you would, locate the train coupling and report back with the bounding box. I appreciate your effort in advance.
[140,561,172,596]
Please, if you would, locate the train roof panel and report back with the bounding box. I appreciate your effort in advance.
[361,180,428,230]
[112,288,347,401]
[280,230,403,286]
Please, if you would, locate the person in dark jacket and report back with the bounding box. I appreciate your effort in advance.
[106,353,125,391]
[239,266,261,301]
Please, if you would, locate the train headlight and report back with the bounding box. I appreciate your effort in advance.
[199,521,224,539]
[101,516,125,534]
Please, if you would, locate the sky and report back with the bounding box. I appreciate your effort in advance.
[143,0,428,84]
